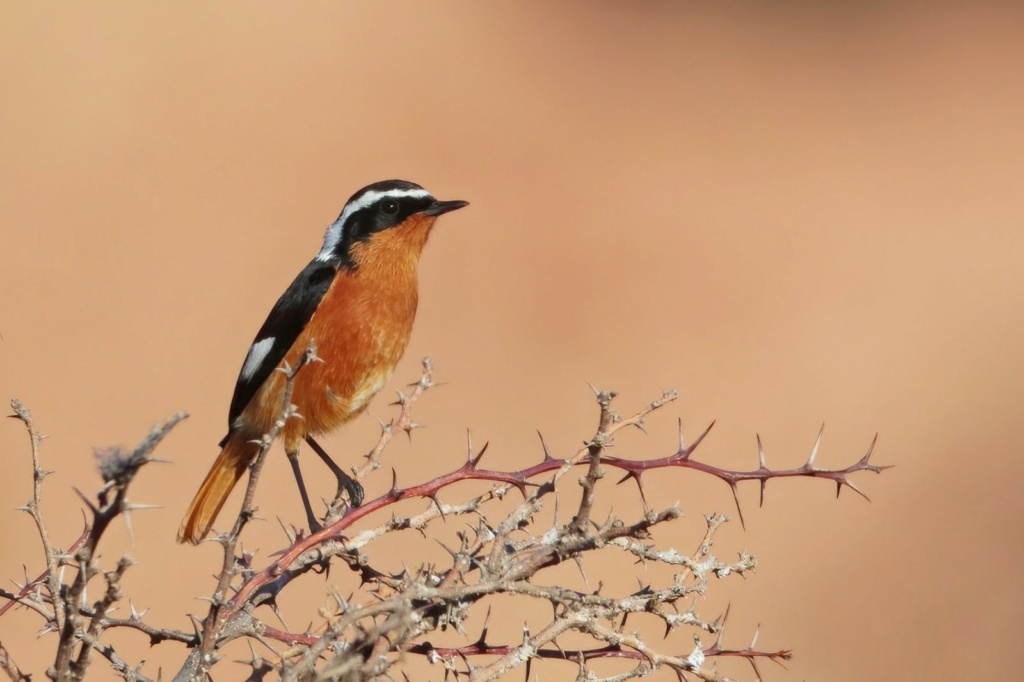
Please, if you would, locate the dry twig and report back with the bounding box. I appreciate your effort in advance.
[2,358,887,681]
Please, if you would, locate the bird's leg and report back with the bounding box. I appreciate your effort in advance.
[305,435,365,507]
[286,447,324,534]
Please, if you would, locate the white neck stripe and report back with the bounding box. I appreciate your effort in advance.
[316,188,432,261]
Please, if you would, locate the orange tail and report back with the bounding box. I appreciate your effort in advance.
[177,433,255,545]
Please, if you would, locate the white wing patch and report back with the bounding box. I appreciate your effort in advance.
[316,187,432,262]
[241,337,275,382]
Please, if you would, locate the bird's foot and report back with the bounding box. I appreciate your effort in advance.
[335,473,364,508]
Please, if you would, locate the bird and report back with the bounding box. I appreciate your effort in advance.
[177,179,467,544]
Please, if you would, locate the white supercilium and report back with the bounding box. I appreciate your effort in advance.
[315,188,431,262]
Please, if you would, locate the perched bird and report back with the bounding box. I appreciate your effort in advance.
[178,180,467,544]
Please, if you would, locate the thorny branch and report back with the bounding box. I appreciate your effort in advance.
[10,400,65,634]
[5,400,187,682]
[353,356,436,481]
[2,358,888,681]
[189,342,321,677]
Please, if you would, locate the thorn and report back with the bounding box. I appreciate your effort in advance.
[861,433,893,474]
[239,544,257,567]
[573,555,590,589]
[277,517,297,544]
[861,433,878,464]
[470,441,489,468]
[511,478,530,499]
[240,639,263,669]
[477,606,492,644]
[757,435,768,508]
[684,420,716,459]
[616,471,650,511]
[429,494,447,521]
[268,600,290,631]
[840,477,872,502]
[189,614,204,638]
[807,423,824,468]
[403,421,422,439]
[124,502,162,512]
[729,483,746,530]
[330,589,348,612]
[125,598,144,618]
[123,507,135,544]
[537,431,553,460]
[72,487,99,515]
[436,539,460,560]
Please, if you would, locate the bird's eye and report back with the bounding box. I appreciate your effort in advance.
[380,200,399,216]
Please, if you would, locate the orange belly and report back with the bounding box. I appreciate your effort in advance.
[243,265,418,452]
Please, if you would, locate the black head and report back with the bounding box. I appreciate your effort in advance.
[316,180,467,263]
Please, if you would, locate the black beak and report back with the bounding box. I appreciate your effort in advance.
[422,199,469,217]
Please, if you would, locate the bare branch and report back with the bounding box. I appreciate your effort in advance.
[4,361,885,682]
[355,356,437,481]
[9,400,65,633]
[0,640,29,682]
[187,342,320,681]
[50,411,187,681]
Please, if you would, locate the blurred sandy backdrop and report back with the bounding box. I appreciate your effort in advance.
[2,2,1023,679]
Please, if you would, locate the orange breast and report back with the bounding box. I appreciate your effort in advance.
[244,213,435,452]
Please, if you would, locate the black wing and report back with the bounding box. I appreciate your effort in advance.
[222,259,337,440]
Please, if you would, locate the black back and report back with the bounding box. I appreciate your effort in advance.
[221,260,336,444]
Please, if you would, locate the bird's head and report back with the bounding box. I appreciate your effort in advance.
[316,180,467,268]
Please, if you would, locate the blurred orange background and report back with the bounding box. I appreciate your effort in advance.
[2,3,1022,680]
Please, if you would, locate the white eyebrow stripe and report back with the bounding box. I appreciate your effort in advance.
[240,337,276,381]
[316,187,432,262]
[336,187,431,226]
